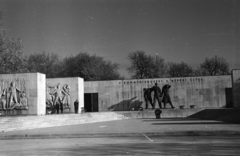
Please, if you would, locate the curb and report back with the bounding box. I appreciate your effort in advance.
[1,131,240,140]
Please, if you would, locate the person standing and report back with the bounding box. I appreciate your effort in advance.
[56,103,60,114]
[162,84,175,109]
[60,102,63,113]
[152,83,162,109]
[74,99,79,114]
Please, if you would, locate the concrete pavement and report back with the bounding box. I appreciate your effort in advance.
[1,136,240,155]
[1,108,240,139]
[1,117,240,139]
[1,109,240,155]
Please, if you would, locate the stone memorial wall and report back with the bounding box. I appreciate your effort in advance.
[232,69,240,108]
[0,72,236,115]
[46,77,84,113]
[0,73,46,115]
[84,75,232,111]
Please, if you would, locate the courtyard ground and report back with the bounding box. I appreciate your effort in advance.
[1,117,240,155]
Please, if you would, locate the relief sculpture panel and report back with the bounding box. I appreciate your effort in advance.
[46,83,70,113]
[0,79,28,110]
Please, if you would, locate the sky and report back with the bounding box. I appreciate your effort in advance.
[0,0,239,78]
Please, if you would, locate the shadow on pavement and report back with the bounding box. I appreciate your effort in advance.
[140,118,240,125]
[142,118,237,125]
[151,122,236,125]
[141,118,203,122]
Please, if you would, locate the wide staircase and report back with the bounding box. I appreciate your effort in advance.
[0,112,129,132]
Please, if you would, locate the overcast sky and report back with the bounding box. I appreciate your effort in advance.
[0,0,239,78]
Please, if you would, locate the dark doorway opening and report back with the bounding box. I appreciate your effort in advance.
[225,88,233,108]
[84,93,99,112]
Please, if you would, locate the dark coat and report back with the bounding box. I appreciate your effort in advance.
[162,85,171,103]
[74,101,79,109]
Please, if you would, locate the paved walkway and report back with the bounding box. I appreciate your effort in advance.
[1,117,240,139]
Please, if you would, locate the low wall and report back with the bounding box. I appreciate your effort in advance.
[0,73,46,115]
[84,75,232,111]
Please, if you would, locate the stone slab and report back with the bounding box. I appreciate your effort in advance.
[46,77,84,113]
[0,73,46,115]
[232,69,240,108]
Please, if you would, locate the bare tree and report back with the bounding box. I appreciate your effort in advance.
[60,52,122,81]
[0,12,28,74]
[127,51,151,79]
[27,51,61,78]
[197,56,230,76]
[167,62,194,77]
[127,51,167,79]
[148,54,167,78]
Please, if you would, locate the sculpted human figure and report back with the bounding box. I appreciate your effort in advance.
[51,83,68,113]
[143,88,154,109]
[162,84,175,109]
[20,92,28,109]
[8,82,21,108]
[62,84,70,108]
[46,84,54,107]
[152,83,162,109]
[51,83,63,106]
[0,87,7,110]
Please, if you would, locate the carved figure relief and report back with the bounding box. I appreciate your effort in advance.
[20,92,28,109]
[62,84,70,107]
[0,87,7,110]
[46,83,71,110]
[8,81,21,108]
[0,79,28,110]
[46,84,54,108]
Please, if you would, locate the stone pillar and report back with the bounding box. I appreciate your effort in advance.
[232,69,240,108]
[77,78,84,113]
[0,73,46,115]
